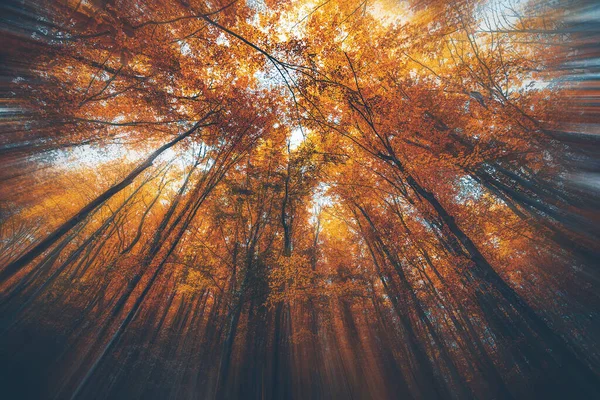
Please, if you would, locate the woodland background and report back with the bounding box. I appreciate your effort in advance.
[1,0,600,399]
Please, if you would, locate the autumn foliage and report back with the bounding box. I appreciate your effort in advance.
[0,0,599,399]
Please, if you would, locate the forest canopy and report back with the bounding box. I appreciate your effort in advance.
[1,0,599,399]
